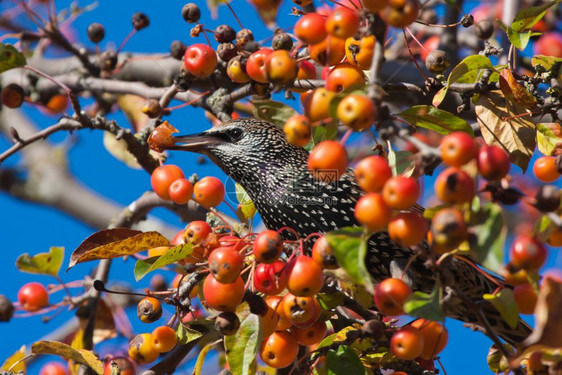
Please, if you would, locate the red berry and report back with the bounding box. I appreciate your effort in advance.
[390,326,424,360]
[354,156,392,192]
[254,229,284,263]
[208,246,244,284]
[246,48,273,83]
[286,255,324,296]
[294,13,327,44]
[382,176,420,210]
[183,44,218,77]
[388,212,428,247]
[193,176,225,208]
[374,278,412,316]
[40,362,67,375]
[253,260,287,295]
[202,274,245,311]
[151,165,185,200]
[477,145,511,180]
[169,178,194,205]
[509,235,548,271]
[18,282,49,312]
[440,131,478,167]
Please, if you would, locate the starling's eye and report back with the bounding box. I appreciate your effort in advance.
[227,127,243,142]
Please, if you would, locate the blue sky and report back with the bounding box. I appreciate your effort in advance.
[0,0,560,373]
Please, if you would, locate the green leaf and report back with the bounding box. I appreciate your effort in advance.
[386,142,414,176]
[317,292,345,310]
[404,281,444,321]
[252,100,297,128]
[532,55,562,71]
[224,313,261,375]
[176,323,203,345]
[536,123,562,156]
[311,123,338,147]
[469,202,506,274]
[193,340,216,375]
[487,345,512,373]
[235,183,257,222]
[397,105,474,135]
[16,247,64,276]
[483,289,520,329]
[511,0,558,32]
[326,345,365,375]
[326,227,373,292]
[134,243,194,281]
[433,55,494,107]
[0,44,26,73]
[497,20,533,51]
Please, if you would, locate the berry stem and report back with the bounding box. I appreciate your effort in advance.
[402,28,429,81]
[225,2,244,29]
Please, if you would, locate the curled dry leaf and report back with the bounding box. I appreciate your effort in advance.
[475,91,535,172]
[68,229,170,269]
[499,69,537,109]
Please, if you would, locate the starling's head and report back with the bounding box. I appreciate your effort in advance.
[169,118,308,182]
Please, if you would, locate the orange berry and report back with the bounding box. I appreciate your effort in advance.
[151,326,177,353]
[374,278,412,316]
[513,284,537,315]
[434,167,475,204]
[193,176,225,208]
[308,140,348,183]
[354,193,392,232]
[533,156,560,182]
[336,94,377,131]
[383,176,420,210]
[345,35,375,70]
[410,319,448,360]
[354,156,392,192]
[388,212,428,247]
[259,331,299,368]
[325,62,366,92]
[390,326,424,360]
[284,114,311,147]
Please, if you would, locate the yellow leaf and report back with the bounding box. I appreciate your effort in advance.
[32,341,103,375]
[1,345,26,373]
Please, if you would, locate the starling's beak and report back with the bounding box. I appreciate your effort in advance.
[165,132,222,152]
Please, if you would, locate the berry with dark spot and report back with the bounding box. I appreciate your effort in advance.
[0,295,14,322]
[132,12,150,31]
[236,29,254,47]
[170,40,187,60]
[137,296,162,323]
[425,50,450,74]
[217,42,238,62]
[182,3,200,23]
[215,311,240,336]
[272,32,293,51]
[215,24,236,43]
[87,22,105,43]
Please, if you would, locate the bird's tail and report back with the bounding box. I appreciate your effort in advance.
[444,256,533,346]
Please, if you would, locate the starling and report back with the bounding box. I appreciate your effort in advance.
[168,117,531,344]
